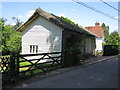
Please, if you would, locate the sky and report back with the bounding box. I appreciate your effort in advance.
[1,1,119,33]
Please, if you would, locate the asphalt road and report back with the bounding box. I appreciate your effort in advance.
[16,56,119,88]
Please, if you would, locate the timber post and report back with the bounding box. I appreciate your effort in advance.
[10,51,20,76]
[10,52,15,72]
[16,51,20,76]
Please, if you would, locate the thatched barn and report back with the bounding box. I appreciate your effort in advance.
[18,8,97,60]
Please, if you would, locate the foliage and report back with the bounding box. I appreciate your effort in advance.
[0,18,6,53]
[103,45,119,56]
[2,70,20,85]
[60,17,88,66]
[101,23,109,43]
[0,46,1,53]
[1,17,22,55]
[107,31,120,45]
[12,17,23,30]
[0,18,7,31]
[2,24,14,55]
[61,16,85,31]
[102,23,120,54]
[101,23,120,45]
[64,35,84,66]
[6,31,22,52]
[61,16,77,26]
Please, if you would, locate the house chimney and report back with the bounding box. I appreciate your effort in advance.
[95,22,100,26]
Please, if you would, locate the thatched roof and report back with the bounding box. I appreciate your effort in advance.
[18,8,97,37]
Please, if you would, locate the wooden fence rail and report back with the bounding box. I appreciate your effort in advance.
[19,52,62,75]
[1,52,63,76]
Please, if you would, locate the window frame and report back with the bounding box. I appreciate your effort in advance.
[30,45,38,53]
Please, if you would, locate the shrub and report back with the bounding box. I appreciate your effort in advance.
[103,45,119,56]
[64,47,81,67]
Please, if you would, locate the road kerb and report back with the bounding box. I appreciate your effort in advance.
[83,55,118,67]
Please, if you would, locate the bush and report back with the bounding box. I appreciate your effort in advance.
[103,45,119,56]
[64,47,81,67]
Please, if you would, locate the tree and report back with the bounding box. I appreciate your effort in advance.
[101,23,109,43]
[0,18,13,55]
[6,31,21,53]
[10,17,22,53]
[0,18,7,40]
[1,17,22,55]
[2,24,14,55]
[103,31,120,55]
[101,23,120,45]
[12,17,23,30]
[107,31,120,45]
[0,18,5,53]
[0,18,7,30]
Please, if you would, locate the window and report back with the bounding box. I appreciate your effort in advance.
[30,45,38,53]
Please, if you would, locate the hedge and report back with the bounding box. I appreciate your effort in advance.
[103,45,120,56]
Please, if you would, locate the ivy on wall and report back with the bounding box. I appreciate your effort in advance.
[64,34,85,66]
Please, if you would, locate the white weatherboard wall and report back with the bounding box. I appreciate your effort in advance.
[22,16,63,55]
[96,38,104,52]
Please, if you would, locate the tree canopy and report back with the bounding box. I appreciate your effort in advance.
[101,23,120,45]
[107,31,120,45]
[1,17,120,55]
[1,17,22,55]
[101,23,109,43]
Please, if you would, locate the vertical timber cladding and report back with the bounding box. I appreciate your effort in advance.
[83,35,96,56]
[62,30,96,59]
[62,30,84,57]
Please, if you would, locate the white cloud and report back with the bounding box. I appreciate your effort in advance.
[115,16,120,19]
[26,10,35,17]
[18,15,24,18]
[58,13,65,17]
[18,10,35,19]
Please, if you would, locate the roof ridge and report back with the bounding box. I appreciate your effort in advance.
[36,8,56,19]
[18,8,97,37]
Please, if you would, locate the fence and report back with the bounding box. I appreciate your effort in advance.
[1,52,63,77]
[1,56,11,73]
[19,52,63,75]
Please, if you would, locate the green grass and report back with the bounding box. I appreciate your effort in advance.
[20,62,32,67]
[2,55,63,86]
[1,55,62,76]
[25,69,44,76]
[19,61,51,72]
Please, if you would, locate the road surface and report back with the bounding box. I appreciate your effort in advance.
[15,56,119,88]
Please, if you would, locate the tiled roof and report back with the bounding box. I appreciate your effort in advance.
[85,23,104,38]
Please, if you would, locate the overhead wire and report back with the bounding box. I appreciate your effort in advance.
[73,0,120,22]
[100,0,120,12]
